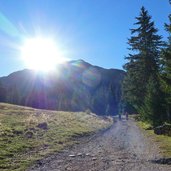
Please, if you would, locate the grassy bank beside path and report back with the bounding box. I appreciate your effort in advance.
[135,120,171,158]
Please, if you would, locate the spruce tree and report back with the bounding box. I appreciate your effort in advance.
[161,2,171,122]
[140,76,165,126]
[123,7,163,118]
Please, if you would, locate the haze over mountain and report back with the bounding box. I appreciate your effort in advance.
[0,60,125,115]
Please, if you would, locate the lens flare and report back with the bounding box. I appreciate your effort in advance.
[82,67,101,87]
[0,11,20,38]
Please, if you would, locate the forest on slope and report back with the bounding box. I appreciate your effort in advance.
[0,60,125,115]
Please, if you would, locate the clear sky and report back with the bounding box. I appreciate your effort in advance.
[0,0,170,76]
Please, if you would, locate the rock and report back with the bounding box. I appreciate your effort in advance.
[24,131,34,138]
[133,154,137,157]
[29,127,36,131]
[37,160,43,166]
[154,126,163,135]
[37,122,48,130]
[77,153,83,156]
[69,154,76,157]
[154,123,171,136]
[92,157,97,160]
[85,153,90,156]
[12,130,23,135]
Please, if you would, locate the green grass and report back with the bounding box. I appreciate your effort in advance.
[0,103,113,171]
[137,120,171,158]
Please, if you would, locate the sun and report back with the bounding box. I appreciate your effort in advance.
[20,37,67,71]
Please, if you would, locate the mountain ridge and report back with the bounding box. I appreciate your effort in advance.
[0,60,125,115]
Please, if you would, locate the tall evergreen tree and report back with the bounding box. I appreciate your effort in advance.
[123,7,163,118]
[161,2,171,122]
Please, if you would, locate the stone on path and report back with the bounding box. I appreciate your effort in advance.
[69,154,76,157]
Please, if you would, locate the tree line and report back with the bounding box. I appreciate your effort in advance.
[122,2,171,126]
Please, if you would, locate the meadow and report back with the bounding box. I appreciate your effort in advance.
[0,103,112,171]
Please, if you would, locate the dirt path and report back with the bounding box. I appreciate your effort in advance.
[28,117,171,171]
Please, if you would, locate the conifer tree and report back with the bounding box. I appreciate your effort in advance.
[140,76,165,126]
[123,7,163,117]
[161,2,171,122]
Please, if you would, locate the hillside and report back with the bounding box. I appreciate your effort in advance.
[0,60,125,115]
[0,103,112,171]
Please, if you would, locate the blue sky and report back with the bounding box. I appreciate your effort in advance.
[0,0,170,76]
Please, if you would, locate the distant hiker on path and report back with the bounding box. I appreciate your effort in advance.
[118,113,121,120]
[125,112,128,120]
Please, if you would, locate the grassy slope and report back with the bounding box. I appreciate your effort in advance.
[0,103,113,171]
[136,120,171,158]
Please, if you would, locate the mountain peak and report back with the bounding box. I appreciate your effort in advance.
[68,59,91,69]
[69,59,90,65]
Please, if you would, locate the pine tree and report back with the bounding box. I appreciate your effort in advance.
[123,7,163,118]
[161,2,171,122]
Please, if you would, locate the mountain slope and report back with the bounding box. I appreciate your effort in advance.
[0,60,125,115]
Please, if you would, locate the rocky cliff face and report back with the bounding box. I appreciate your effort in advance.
[0,60,125,115]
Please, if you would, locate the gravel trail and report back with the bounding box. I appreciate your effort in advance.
[28,118,171,171]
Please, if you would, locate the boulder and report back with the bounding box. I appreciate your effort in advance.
[154,123,171,136]
[154,126,163,135]
[37,122,48,130]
